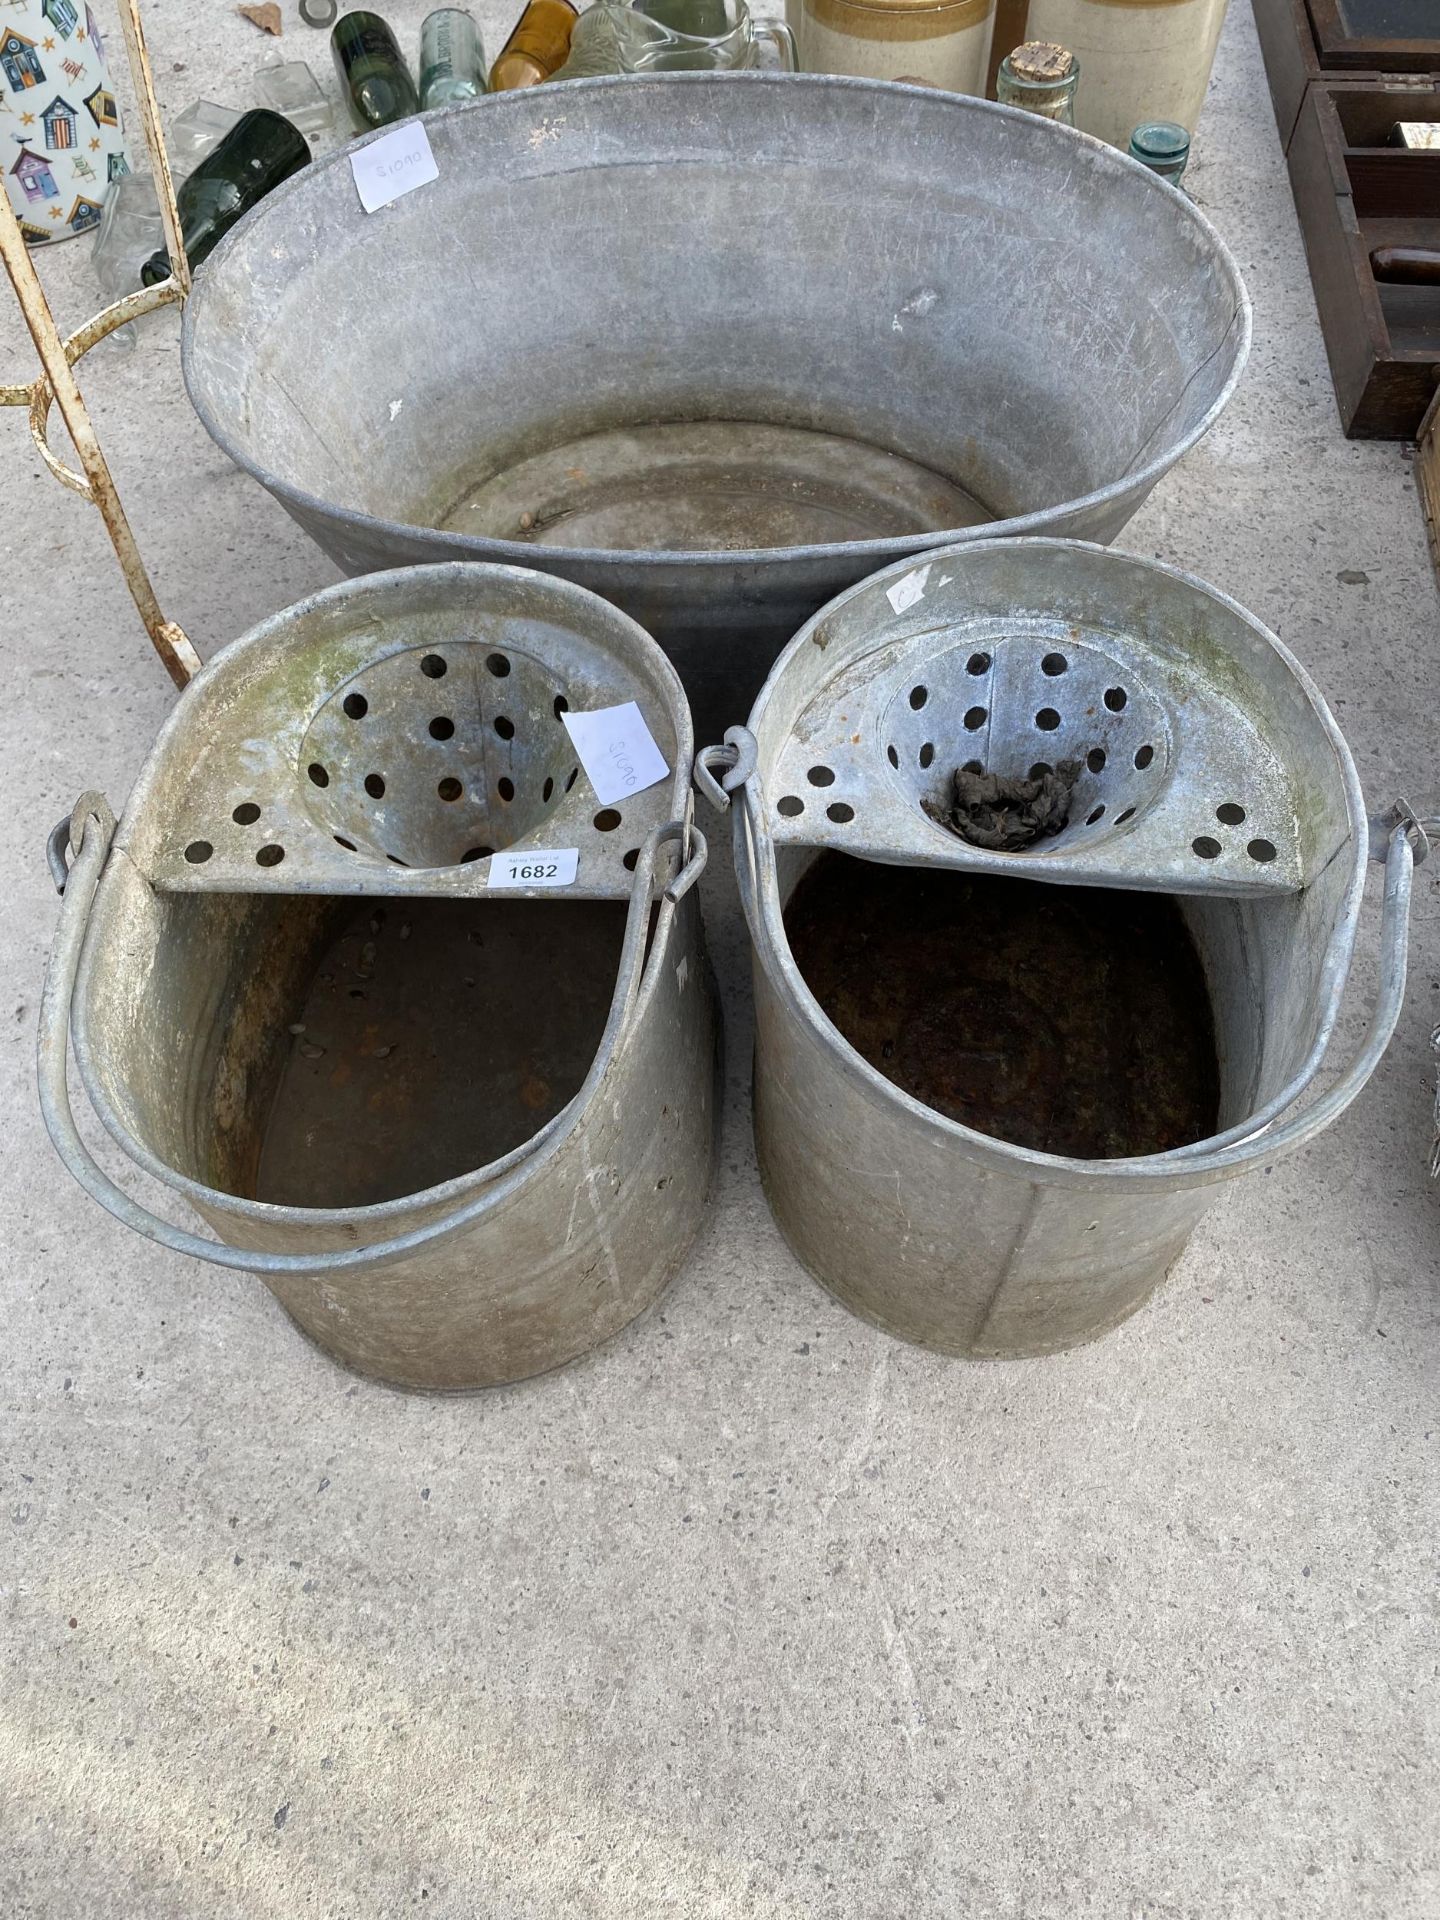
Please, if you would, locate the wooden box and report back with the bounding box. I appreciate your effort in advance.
[1252,0,1439,150]
[1288,79,1440,437]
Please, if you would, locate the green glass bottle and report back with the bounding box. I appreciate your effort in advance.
[332,11,421,131]
[140,109,309,287]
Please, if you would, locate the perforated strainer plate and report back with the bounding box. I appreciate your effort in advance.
[118,567,692,901]
[750,543,1359,900]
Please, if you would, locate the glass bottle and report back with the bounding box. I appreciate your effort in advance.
[995,41,1078,126]
[332,11,421,131]
[1127,121,1190,186]
[139,109,308,287]
[490,0,579,89]
[420,8,488,106]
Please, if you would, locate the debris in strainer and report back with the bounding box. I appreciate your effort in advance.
[931,759,1080,852]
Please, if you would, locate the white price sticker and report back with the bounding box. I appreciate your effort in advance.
[487,848,580,890]
[885,563,930,616]
[560,702,670,807]
[350,121,439,214]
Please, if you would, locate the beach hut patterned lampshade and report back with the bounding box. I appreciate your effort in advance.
[2,1,126,245]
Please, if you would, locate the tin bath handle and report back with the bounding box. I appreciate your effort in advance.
[40,807,688,1273]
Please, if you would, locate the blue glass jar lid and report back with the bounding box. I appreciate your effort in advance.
[1130,121,1190,163]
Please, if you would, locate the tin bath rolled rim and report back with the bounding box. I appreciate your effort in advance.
[179,72,1253,575]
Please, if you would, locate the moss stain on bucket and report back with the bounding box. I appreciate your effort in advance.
[785,852,1219,1158]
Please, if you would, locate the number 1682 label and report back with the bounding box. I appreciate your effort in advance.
[487,848,580,890]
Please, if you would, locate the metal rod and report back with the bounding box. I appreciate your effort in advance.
[0,0,199,689]
[116,0,190,295]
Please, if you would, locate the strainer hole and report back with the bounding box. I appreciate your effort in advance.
[543,776,554,802]
[595,808,622,832]
[428,716,455,741]
[498,777,515,803]
[966,652,990,675]
[919,743,935,769]
[909,685,928,710]
[438,777,463,803]
[778,796,804,817]
[420,654,447,679]
[1087,805,1105,825]
[461,846,493,862]
[1134,744,1154,769]
[962,759,984,775]
[256,844,285,868]
[553,694,569,720]
[307,764,329,789]
[964,706,987,731]
[827,803,854,824]
[184,840,212,864]
[232,802,261,824]
[1248,838,1277,863]
[1042,652,1068,677]
[1104,687,1127,712]
[1029,762,1052,780]
[494,715,515,741]
[333,835,357,852]
[1192,836,1221,860]
[565,767,579,792]
[364,774,386,800]
[1115,807,1136,826]
[1087,748,1106,774]
[486,652,511,678]
[808,765,835,787]
[387,854,409,867]
[1216,803,1246,826]
[887,744,899,768]
[623,848,640,871]
[1035,708,1061,731]
[342,693,368,720]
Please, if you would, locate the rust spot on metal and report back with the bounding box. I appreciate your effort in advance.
[786,853,1219,1159]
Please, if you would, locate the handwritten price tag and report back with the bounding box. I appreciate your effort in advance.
[885,563,930,616]
[487,848,579,890]
[350,122,439,214]
[561,702,670,807]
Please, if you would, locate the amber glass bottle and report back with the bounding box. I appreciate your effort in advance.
[489,0,578,89]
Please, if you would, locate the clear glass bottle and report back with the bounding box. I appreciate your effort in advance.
[1127,121,1190,186]
[995,40,1078,125]
[332,11,420,131]
[490,0,579,88]
[420,8,488,106]
[139,109,309,286]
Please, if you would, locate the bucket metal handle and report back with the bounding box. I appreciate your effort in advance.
[695,734,1427,1186]
[39,800,704,1274]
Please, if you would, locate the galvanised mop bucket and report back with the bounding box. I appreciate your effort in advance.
[179,74,1250,731]
[40,564,720,1392]
[696,538,1424,1358]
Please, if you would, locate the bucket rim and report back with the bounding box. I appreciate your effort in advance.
[740,535,1370,1190]
[69,563,695,1233]
[180,73,1252,576]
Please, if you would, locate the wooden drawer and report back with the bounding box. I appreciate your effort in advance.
[1289,79,1440,436]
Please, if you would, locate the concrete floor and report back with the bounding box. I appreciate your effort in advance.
[3,3,1440,1913]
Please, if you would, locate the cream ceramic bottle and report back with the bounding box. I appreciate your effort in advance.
[799,0,996,97]
[1018,0,1228,149]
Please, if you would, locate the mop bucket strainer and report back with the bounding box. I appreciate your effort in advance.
[41,564,720,1391]
[698,538,1423,1358]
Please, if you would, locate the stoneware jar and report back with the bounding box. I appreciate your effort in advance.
[1017,0,1228,149]
[799,0,995,95]
[1,0,128,244]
